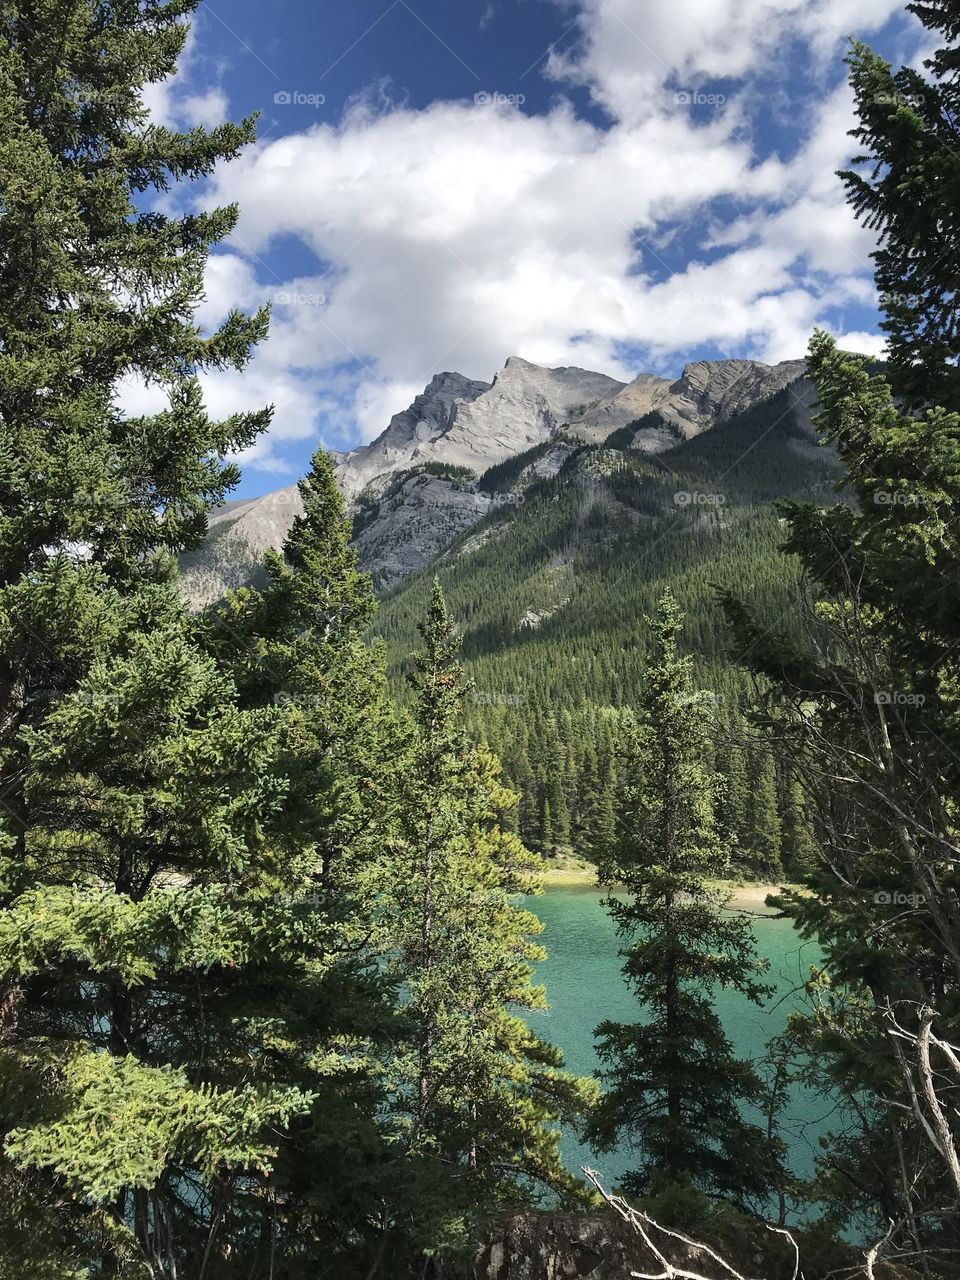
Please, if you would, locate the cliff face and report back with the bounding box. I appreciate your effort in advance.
[474,1212,659,1279]
[178,355,811,609]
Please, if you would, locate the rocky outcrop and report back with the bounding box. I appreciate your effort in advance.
[472,1211,779,1280]
[571,359,808,447]
[337,372,492,497]
[178,484,303,611]
[566,372,673,440]
[663,358,808,437]
[352,472,496,591]
[442,358,624,468]
[178,355,809,608]
[339,357,625,496]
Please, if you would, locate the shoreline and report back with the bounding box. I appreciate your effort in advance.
[539,862,798,910]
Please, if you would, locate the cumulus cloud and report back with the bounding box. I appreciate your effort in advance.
[547,0,907,121]
[177,0,919,468]
[141,25,230,130]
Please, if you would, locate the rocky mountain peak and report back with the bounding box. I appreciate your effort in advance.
[180,353,811,609]
[673,357,807,429]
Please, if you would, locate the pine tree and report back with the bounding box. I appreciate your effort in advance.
[206,448,403,889]
[781,777,817,878]
[200,449,412,1272]
[720,4,960,1247]
[746,747,783,877]
[840,2,960,412]
[0,4,348,1272]
[379,581,595,1262]
[716,710,750,859]
[588,591,777,1209]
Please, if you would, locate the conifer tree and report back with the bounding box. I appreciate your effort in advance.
[206,448,404,890]
[588,591,777,1209]
[378,581,595,1262]
[781,777,817,878]
[721,3,960,1249]
[715,710,750,857]
[746,748,783,877]
[840,1,960,412]
[200,449,412,1272]
[0,3,351,1272]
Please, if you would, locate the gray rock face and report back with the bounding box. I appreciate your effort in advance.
[572,359,808,447]
[439,357,624,470]
[567,372,673,439]
[473,1211,769,1279]
[663,358,809,437]
[178,355,809,608]
[338,358,625,495]
[178,483,303,611]
[352,473,496,592]
[337,371,492,497]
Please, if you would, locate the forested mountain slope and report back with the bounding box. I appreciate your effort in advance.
[180,358,839,875]
[373,380,844,871]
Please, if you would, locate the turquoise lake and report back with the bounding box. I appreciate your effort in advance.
[524,885,836,1194]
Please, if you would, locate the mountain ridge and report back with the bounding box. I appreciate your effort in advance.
[178,354,812,608]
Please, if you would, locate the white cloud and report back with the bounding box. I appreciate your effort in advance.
[177,0,922,468]
[547,0,908,122]
[141,26,230,130]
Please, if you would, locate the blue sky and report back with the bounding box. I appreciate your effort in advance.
[127,0,927,497]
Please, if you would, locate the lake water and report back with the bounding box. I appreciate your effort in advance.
[524,885,834,1196]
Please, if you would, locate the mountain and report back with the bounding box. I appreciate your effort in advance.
[178,355,814,606]
[566,357,807,442]
[371,376,843,868]
[178,355,842,872]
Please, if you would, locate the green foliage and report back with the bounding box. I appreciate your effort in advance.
[604,409,675,451]
[719,3,960,1256]
[6,1051,309,1203]
[0,6,405,1274]
[374,582,597,1259]
[414,461,477,483]
[477,441,554,492]
[840,6,960,412]
[375,391,840,874]
[586,593,780,1209]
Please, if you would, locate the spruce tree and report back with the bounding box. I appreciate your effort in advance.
[746,748,783,878]
[720,3,960,1247]
[781,777,817,878]
[840,1,960,412]
[0,3,349,1272]
[378,581,595,1262]
[588,591,777,1209]
[200,449,412,1274]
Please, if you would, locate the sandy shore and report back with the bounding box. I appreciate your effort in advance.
[539,864,798,911]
